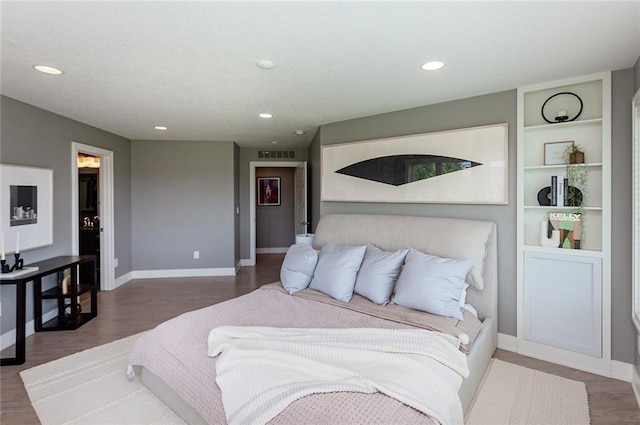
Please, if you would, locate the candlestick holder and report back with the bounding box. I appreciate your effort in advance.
[13,253,24,271]
[1,259,11,274]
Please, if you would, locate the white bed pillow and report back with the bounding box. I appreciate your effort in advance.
[309,243,367,302]
[280,244,319,294]
[354,244,409,305]
[392,248,473,320]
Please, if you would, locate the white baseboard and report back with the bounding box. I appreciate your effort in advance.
[114,271,133,290]
[235,261,242,274]
[131,268,236,279]
[500,333,634,382]
[632,365,640,409]
[240,259,255,267]
[256,247,288,254]
[497,332,518,352]
[0,309,58,351]
[611,360,634,382]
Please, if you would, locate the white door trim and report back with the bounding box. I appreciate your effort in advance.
[71,142,116,291]
[249,161,305,266]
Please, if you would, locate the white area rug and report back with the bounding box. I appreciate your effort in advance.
[20,333,186,425]
[21,335,590,425]
[466,358,590,425]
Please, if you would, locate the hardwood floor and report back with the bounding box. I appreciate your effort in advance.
[1,253,639,424]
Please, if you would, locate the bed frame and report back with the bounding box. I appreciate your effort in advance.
[139,213,498,422]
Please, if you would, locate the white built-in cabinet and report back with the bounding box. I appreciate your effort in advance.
[517,72,612,376]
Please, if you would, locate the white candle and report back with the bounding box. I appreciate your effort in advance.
[15,232,20,254]
[1,232,5,261]
[557,110,567,117]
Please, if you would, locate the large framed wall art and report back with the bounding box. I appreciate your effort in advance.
[1,164,53,253]
[321,123,508,204]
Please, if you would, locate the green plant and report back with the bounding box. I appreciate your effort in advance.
[563,144,589,242]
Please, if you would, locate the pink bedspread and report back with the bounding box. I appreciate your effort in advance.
[128,284,482,425]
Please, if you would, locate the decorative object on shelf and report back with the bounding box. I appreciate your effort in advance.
[544,141,574,165]
[539,220,560,247]
[257,177,281,206]
[565,143,586,164]
[63,303,82,324]
[537,186,552,206]
[548,212,582,249]
[541,92,583,124]
[537,185,583,207]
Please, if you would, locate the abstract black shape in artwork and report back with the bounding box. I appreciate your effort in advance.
[335,154,481,186]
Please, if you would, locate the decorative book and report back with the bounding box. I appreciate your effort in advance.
[548,212,582,249]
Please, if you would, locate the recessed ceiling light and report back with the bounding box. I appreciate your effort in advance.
[258,113,273,119]
[270,140,279,144]
[295,130,305,135]
[33,65,63,75]
[257,60,275,70]
[421,61,444,71]
[154,126,168,131]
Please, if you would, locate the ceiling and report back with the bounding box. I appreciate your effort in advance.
[2,2,639,149]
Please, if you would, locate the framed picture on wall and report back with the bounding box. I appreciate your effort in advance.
[257,177,281,206]
[0,164,53,253]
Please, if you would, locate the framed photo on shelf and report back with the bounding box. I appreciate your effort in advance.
[544,140,574,165]
[257,177,280,206]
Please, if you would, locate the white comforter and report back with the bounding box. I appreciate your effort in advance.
[207,326,469,425]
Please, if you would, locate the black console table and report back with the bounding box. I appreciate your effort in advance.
[0,255,97,365]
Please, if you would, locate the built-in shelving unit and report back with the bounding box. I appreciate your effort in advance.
[517,72,612,376]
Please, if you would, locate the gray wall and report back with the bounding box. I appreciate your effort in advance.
[310,90,518,337]
[238,148,308,260]
[234,144,241,266]
[611,69,634,363]
[310,76,637,364]
[309,129,322,232]
[131,140,235,270]
[0,96,132,333]
[256,167,295,248]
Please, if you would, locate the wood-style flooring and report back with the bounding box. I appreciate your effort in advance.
[1,254,639,424]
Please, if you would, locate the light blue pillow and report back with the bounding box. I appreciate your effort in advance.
[354,244,409,305]
[392,248,473,320]
[280,244,318,294]
[309,243,367,302]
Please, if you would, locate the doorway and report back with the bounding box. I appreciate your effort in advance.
[249,161,307,266]
[71,142,115,291]
[77,156,101,288]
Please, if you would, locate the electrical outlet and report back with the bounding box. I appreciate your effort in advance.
[194,251,200,259]
[114,258,119,268]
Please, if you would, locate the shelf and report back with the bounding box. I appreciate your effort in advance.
[524,163,602,171]
[523,118,602,132]
[523,244,604,258]
[524,205,602,211]
[40,283,94,299]
[39,312,96,331]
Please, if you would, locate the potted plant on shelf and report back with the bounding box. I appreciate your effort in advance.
[566,144,585,164]
[563,144,588,245]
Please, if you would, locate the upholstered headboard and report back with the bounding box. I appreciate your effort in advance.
[313,214,498,323]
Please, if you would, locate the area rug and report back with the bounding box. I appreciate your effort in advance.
[466,358,590,425]
[20,333,186,425]
[21,335,590,425]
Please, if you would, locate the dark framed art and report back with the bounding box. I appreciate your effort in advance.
[257,177,281,206]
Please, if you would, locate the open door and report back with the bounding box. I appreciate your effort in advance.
[294,162,308,235]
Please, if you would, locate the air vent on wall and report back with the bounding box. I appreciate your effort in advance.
[258,150,296,159]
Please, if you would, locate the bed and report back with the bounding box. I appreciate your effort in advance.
[128,213,498,425]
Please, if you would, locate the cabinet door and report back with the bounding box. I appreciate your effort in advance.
[523,251,602,357]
